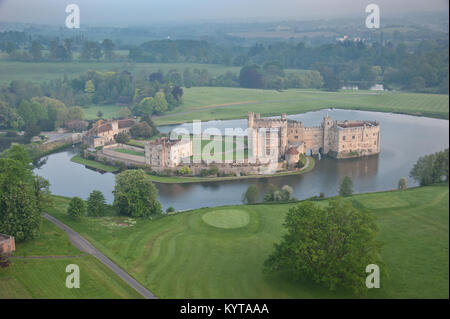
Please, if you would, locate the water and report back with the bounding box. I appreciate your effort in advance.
[34,109,449,211]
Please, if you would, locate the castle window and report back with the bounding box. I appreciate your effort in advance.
[295,136,298,139]
[295,130,298,133]
[343,136,346,141]
[374,141,377,145]
[352,135,355,139]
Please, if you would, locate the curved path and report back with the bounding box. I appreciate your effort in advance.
[43,213,156,299]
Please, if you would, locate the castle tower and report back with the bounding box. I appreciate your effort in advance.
[247,112,258,163]
[322,114,333,154]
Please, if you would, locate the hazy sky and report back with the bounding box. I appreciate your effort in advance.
[0,0,448,26]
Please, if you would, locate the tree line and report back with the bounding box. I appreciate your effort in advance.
[2,34,447,93]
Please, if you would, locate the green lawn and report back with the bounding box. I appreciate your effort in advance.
[71,154,119,172]
[154,87,449,125]
[83,105,124,120]
[46,184,449,298]
[114,148,145,157]
[0,217,143,299]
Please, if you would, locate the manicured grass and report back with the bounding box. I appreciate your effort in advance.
[154,87,449,125]
[46,184,449,298]
[202,209,250,229]
[71,154,119,172]
[0,217,143,299]
[114,148,145,157]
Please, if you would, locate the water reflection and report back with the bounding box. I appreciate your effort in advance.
[34,109,449,211]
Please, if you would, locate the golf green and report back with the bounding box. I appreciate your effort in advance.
[202,209,250,229]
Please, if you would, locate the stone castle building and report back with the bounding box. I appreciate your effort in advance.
[145,137,193,168]
[248,112,380,163]
[83,119,136,148]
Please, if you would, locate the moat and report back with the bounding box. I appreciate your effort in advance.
[33,109,449,211]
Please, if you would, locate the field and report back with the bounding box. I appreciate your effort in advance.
[154,87,450,125]
[45,184,449,298]
[0,217,143,299]
[0,61,244,84]
[114,148,145,157]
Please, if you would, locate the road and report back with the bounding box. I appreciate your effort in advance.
[43,213,156,299]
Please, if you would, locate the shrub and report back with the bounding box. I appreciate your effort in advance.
[87,190,106,217]
[166,206,175,213]
[242,185,259,204]
[338,176,354,197]
[67,197,86,218]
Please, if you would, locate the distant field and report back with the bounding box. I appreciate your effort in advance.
[0,61,245,84]
[47,184,449,298]
[154,87,450,124]
[0,218,142,299]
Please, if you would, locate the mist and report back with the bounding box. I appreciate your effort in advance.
[0,0,448,26]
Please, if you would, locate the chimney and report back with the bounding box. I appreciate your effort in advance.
[281,113,287,120]
[255,113,260,119]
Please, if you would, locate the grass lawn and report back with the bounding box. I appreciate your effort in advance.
[83,105,124,120]
[70,154,119,172]
[114,148,145,157]
[0,217,143,299]
[154,87,449,125]
[46,184,449,298]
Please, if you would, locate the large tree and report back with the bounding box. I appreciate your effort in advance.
[0,145,51,241]
[242,184,259,204]
[410,149,449,186]
[113,170,162,217]
[264,198,382,294]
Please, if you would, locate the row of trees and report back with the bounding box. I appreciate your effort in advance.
[5,38,116,62]
[4,35,447,92]
[67,169,162,219]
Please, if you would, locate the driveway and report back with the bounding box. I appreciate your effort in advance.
[43,213,156,299]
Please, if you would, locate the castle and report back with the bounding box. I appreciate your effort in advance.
[248,112,380,165]
[83,119,136,148]
[145,137,192,168]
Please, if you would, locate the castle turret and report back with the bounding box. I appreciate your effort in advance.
[248,112,254,128]
[322,114,333,154]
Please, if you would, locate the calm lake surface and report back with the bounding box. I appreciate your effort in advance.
[34,109,449,211]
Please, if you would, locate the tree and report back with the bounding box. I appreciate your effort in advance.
[264,184,279,202]
[102,39,115,61]
[115,132,130,144]
[67,197,86,218]
[0,145,50,241]
[398,177,408,190]
[67,106,84,121]
[239,64,264,89]
[242,184,259,204]
[87,190,106,217]
[338,176,354,197]
[119,107,131,119]
[97,110,103,118]
[85,80,95,94]
[281,185,293,201]
[264,198,382,295]
[30,40,42,62]
[410,149,449,186]
[113,170,162,217]
[178,165,191,176]
[130,122,154,139]
[153,92,168,114]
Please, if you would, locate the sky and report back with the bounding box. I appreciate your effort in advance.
[0,0,448,26]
